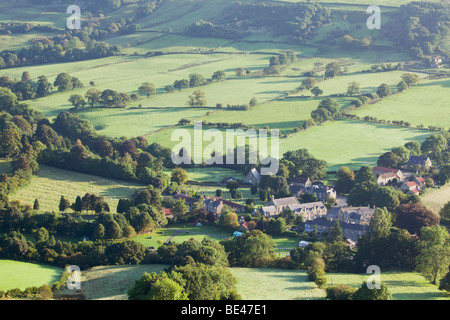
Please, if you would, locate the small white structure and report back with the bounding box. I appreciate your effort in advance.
[298,241,310,248]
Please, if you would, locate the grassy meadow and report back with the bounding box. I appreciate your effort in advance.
[67,264,168,300]
[422,183,450,215]
[8,165,144,213]
[0,260,63,292]
[350,78,450,129]
[279,120,433,171]
[326,271,449,300]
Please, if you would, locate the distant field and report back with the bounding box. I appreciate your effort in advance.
[350,78,450,129]
[0,260,62,292]
[55,264,448,300]
[422,184,450,215]
[231,268,326,300]
[232,268,448,300]
[327,271,449,300]
[9,165,144,212]
[181,167,246,183]
[69,264,168,300]
[146,118,434,172]
[280,120,432,171]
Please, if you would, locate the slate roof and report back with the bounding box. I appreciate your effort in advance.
[408,156,430,165]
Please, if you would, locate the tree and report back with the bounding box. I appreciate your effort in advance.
[401,73,420,87]
[68,94,86,109]
[54,73,73,92]
[324,62,342,79]
[33,199,40,211]
[404,141,421,156]
[187,90,207,107]
[330,221,344,242]
[347,81,361,96]
[70,139,90,164]
[0,87,18,111]
[440,201,450,225]
[302,77,316,90]
[420,225,449,248]
[263,65,280,77]
[212,70,225,82]
[36,75,53,97]
[172,199,189,218]
[106,220,123,240]
[376,83,391,98]
[128,271,188,300]
[96,88,117,107]
[220,230,276,267]
[335,166,355,194]
[397,80,408,93]
[35,227,49,243]
[138,82,156,98]
[395,203,440,235]
[173,79,189,91]
[74,196,82,213]
[21,71,31,82]
[98,140,114,158]
[171,168,189,185]
[355,165,377,184]
[352,282,392,300]
[373,187,400,212]
[59,196,71,212]
[369,207,392,239]
[311,86,323,97]
[416,245,450,285]
[92,223,105,240]
[85,88,102,107]
[235,67,245,77]
[421,134,447,157]
[439,268,450,291]
[188,73,206,87]
[388,146,406,162]
[219,211,239,229]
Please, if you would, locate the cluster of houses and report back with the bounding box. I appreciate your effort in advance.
[253,193,375,246]
[163,156,434,247]
[373,155,433,196]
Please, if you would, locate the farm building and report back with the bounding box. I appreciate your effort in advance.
[244,168,262,186]
[257,196,327,221]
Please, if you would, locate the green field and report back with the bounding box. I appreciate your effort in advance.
[62,264,168,300]
[0,260,63,292]
[326,271,449,300]
[280,120,433,171]
[422,183,450,215]
[53,264,448,300]
[231,268,326,300]
[180,167,246,183]
[350,78,450,129]
[9,165,144,212]
[231,268,448,300]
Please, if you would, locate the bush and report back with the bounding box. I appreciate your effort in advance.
[254,256,275,268]
[273,257,297,269]
[6,288,23,298]
[314,274,328,288]
[326,285,357,300]
[307,267,325,282]
[282,230,297,238]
